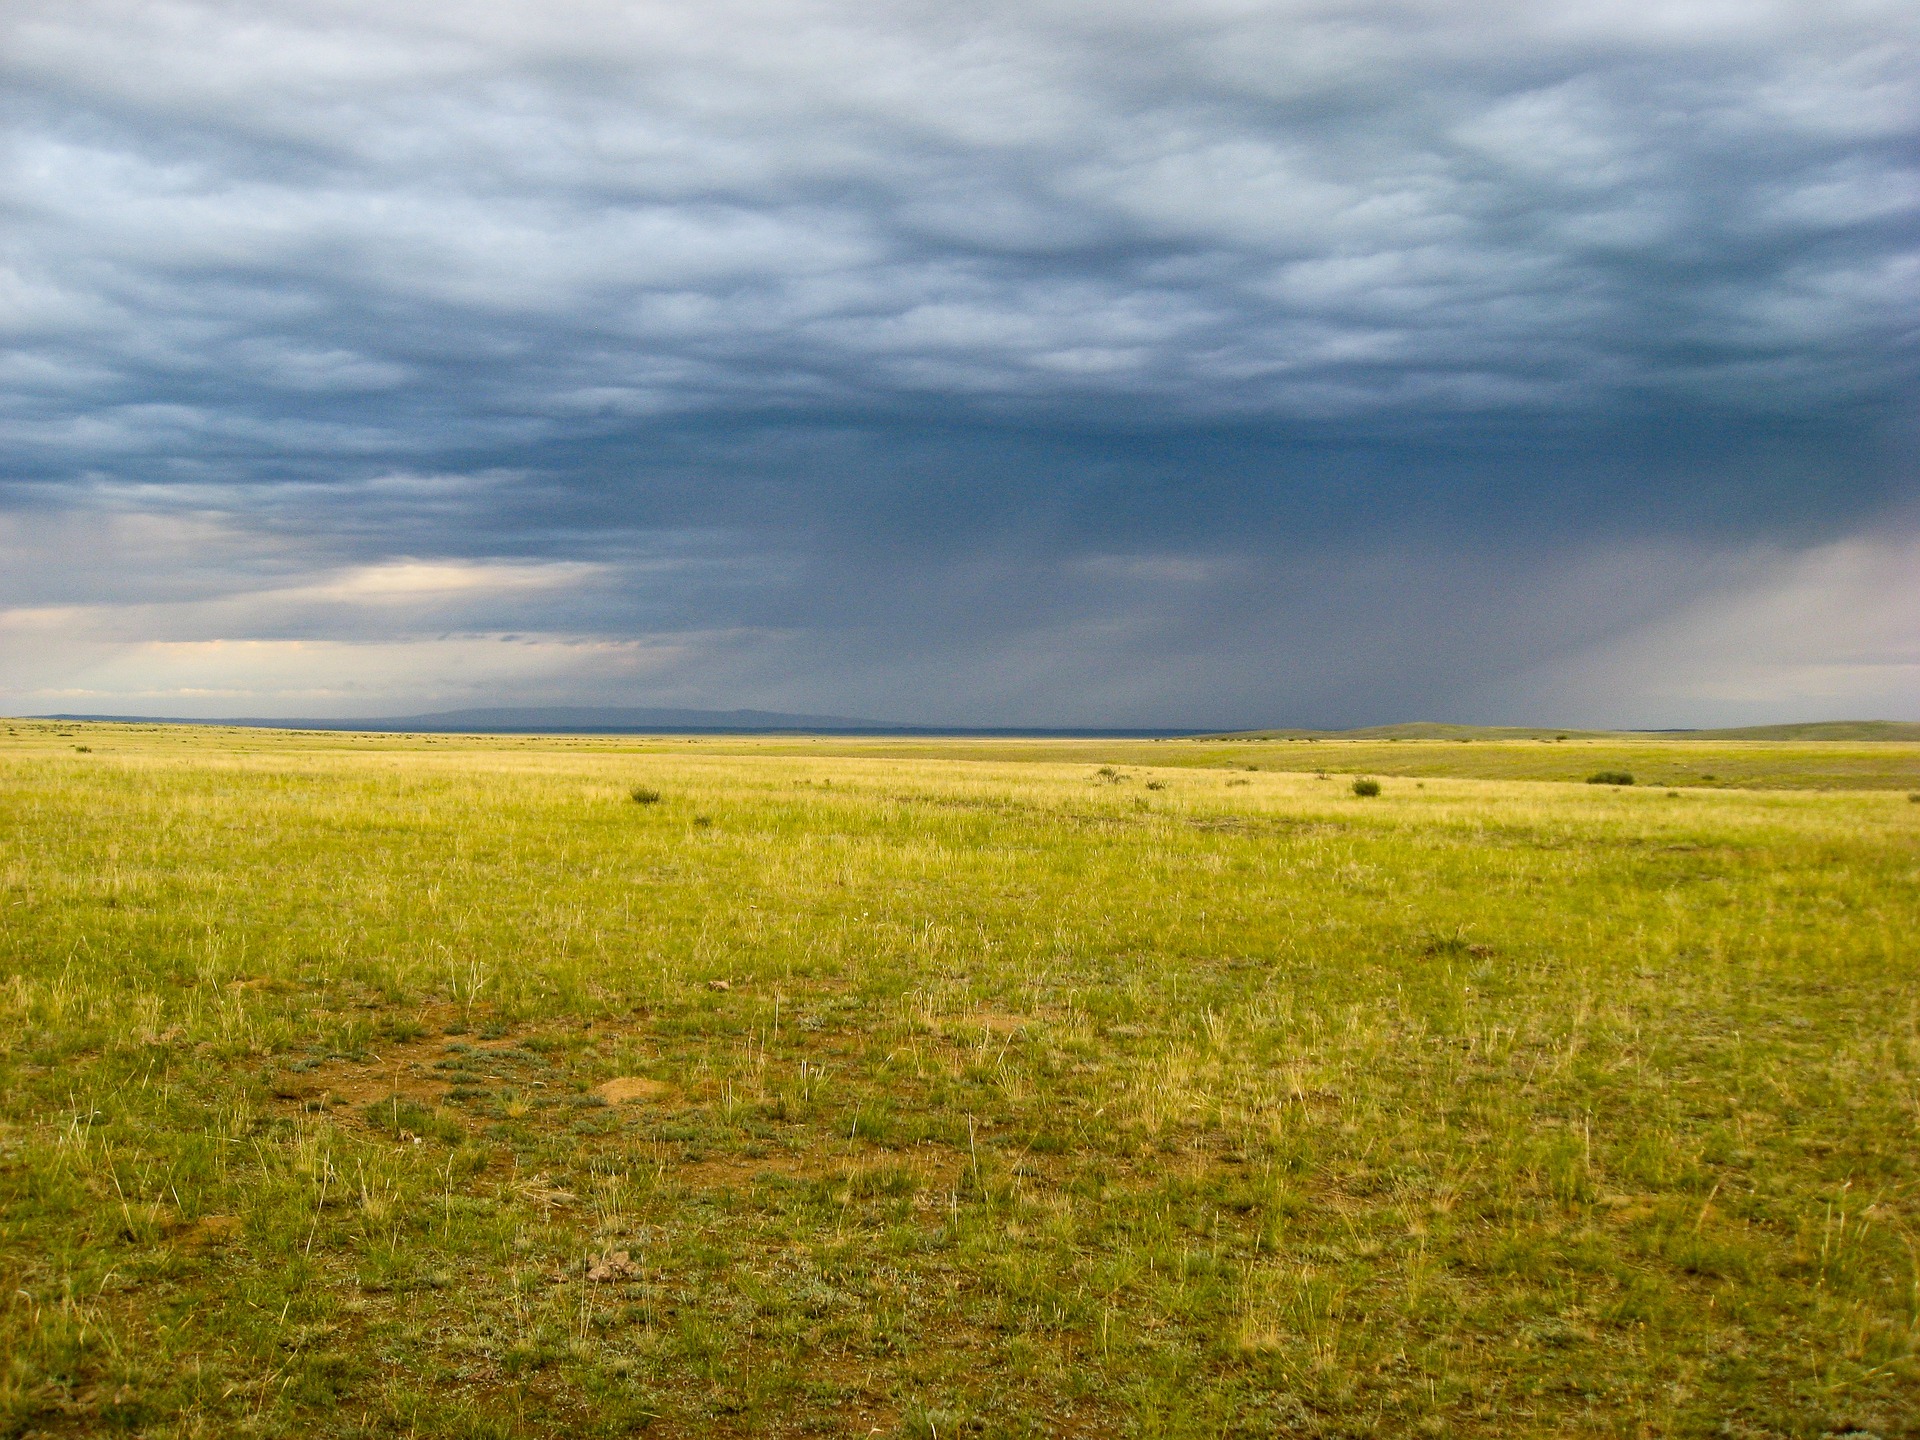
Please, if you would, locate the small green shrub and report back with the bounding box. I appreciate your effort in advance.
[1587,771,1634,786]
[629,785,662,804]
[1351,777,1381,797]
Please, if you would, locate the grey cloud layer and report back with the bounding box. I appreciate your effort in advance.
[2,1,1917,722]
[8,0,1915,449]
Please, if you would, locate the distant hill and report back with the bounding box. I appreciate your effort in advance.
[1212,722,1613,741]
[41,705,899,733]
[1674,721,1920,741]
[1213,719,1920,742]
[330,706,899,733]
[34,707,1195,737]
[36,711,1918,741]
[1338,723,1614,741]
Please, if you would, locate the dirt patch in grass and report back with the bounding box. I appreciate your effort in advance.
[264,1013,670,1118]
[595,1075,672,1104]
[930,1010,1031,1038]
[266,1044,457,1110]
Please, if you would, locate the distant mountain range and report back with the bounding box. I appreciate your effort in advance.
[30,711,1918,740]
[35,706,1194,737]
[42,705,916,734]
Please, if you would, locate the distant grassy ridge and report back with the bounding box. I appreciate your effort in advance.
[1183,737,1920,791]
[1211,719,1920,743]
[1678,720,1920,741]
[8,717,1920,790]
[679,731,1919,791]
[24,714,1919,744]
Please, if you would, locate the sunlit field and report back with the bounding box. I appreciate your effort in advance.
[3,722,1917,1438]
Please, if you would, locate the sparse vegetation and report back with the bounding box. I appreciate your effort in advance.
[0,720,1916,1437]
[1587,770,1634,786]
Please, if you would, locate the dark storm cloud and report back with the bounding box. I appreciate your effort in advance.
[1,1,1916,723]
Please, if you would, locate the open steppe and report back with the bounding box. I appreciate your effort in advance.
[2,722,1917,1437]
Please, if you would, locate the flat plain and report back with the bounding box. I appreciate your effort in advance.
[2,722,1917,1438]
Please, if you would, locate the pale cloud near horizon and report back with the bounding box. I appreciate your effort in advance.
[2,1,1916,724]
[1476,525,1920,726]
[9,636,700,713]
[9,506,1915,727]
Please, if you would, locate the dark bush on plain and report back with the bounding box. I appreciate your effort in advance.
[1587,771,1634,786]
[1352,777,1381,797]
[629,785,662,804]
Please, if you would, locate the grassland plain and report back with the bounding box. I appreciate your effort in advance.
[1,721,1917,1439]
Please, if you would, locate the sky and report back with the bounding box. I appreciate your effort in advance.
[2,0,1916,728]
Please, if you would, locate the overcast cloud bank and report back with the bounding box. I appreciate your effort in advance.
[3,0,1916,725]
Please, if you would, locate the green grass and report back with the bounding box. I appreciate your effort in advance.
[2,721,1917,1437]
[689,733,1920,793]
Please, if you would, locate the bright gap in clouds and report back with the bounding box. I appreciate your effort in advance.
[2,1,1916,725]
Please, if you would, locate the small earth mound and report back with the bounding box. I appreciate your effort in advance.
[595,1076,670,1104]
